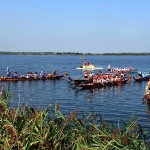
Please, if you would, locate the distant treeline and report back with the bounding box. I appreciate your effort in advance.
[0,51,150,55]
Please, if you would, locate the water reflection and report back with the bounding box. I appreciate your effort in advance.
[0,55,150,139]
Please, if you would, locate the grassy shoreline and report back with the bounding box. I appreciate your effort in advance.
[0,95,149,150]
[0,51,150,56]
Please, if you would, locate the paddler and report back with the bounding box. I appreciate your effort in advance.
[34,72,39,79]
[13,72,18,78]
[52,69,56,76]
[108,65,111,71]
[84,70,88,80]
[6,67,11,77]
[40,71,46,78]
[88,72,94,82]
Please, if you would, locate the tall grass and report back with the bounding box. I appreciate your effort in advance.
[0,96,149,150]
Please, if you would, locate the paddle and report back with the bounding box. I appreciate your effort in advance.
[100,82,106,87]
[68,77,73,83]
[73,83,81,89]
[143,95,145,101]
[113,81,122,86]
[73,85,79,89]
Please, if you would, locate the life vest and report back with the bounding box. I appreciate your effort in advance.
[116,78,122,83]
[47,74,52,77]
[94,75,99,79]
[99,75,103,79]
[84,71,88,77]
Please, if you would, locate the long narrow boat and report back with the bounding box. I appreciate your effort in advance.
[0,77,26,81]
[77,81,127,89]
[133,76,150,82]
[108,67,137,73]
[0,74,67,82]
[41,75,65,80]
[70,75,131,89]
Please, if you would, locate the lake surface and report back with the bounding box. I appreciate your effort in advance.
[0,55,150,137]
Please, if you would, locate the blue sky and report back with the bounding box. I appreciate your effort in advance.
[0,0,150,53]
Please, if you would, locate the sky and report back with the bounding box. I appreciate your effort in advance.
[0,0,150,53]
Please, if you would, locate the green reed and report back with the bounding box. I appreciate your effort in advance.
[0,96,149,150]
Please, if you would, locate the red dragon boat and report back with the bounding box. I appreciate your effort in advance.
[0,73,68,82]
[72,76,131,89]
[133,76,150,82]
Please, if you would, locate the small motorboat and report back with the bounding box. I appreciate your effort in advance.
[80,57,86,60]
[77,62,103,70]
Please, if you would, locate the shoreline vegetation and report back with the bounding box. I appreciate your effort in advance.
[0,94,149,149]
[0,51,150,56]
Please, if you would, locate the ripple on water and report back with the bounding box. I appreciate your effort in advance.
[1,55,150,139]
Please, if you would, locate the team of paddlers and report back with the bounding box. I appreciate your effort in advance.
[83,69,131,85]
[5,67,61,79]
[107,65,136,73]
[81,66,150,100]
[1,64,150,101]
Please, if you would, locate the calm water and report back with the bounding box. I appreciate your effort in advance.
[0,55,150,136]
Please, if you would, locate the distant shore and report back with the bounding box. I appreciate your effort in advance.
[0,51,150,56]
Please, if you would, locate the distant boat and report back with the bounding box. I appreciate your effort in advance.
[108,65,138,73]
[77,62,103,70]
[80,57,86,60]
[133,71,150,82]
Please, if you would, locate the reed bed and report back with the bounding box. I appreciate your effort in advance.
[0,95,149,150]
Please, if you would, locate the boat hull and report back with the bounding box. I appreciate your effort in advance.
[0,75,65,82]
[78,83,105,89]
[133,76,150,82]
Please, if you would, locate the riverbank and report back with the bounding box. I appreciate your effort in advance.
[0,51,150,56]
[0,95,149,149]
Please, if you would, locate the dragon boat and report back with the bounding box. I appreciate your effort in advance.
[71,76,131,89]
[0,73,68,82]
[133,76,150,82]
[133,71,150,82]
[109,67,137,73]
